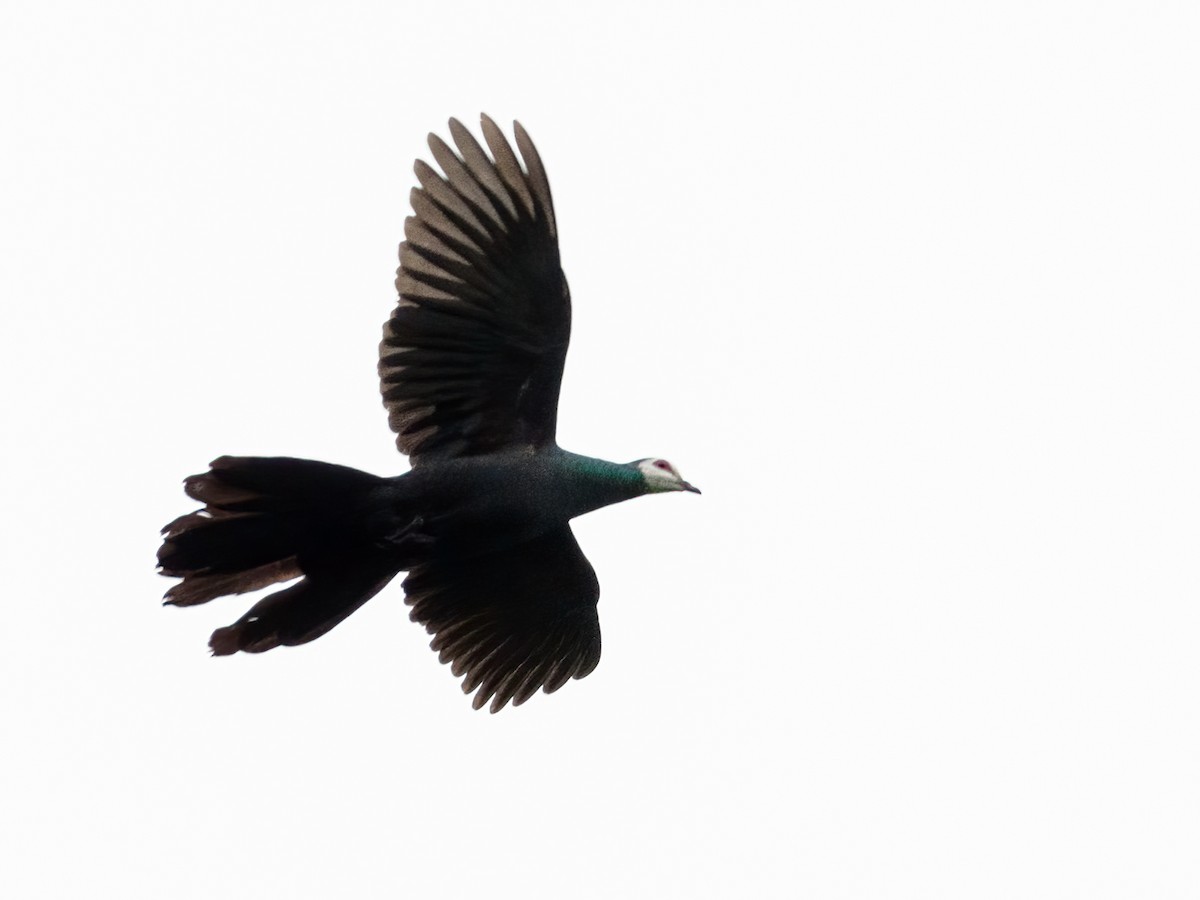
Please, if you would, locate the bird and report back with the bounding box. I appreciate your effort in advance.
[157,114,699,713]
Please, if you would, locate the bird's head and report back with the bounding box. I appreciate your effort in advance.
[634,458,701,495]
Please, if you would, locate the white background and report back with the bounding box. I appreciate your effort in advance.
[2,2,1198,897]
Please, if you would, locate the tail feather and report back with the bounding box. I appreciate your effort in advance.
[163,559,303,608]
[208,552,398,654]
[188,456,382,508]
[158,456,402,653]
[159,513,310,577]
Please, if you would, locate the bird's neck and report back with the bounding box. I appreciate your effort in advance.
[557,451,645,517]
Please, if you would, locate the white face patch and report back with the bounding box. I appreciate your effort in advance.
[636,458,688,493]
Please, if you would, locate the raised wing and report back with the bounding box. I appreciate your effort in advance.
[380,115,570,463]
[403,526,602,713]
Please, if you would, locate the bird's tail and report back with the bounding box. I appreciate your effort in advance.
[157,456,401,655]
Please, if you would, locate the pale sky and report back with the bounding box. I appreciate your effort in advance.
[3,2,1199,898]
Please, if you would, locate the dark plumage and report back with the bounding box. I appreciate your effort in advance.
[158,115,698,712]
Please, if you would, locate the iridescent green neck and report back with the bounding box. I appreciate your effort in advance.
[558,450,646,516]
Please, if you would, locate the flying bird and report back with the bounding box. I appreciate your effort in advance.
[157,115,699,712]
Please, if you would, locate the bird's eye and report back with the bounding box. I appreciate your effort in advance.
[654,460,672,471]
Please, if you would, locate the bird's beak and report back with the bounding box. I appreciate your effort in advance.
[681,481,701,494]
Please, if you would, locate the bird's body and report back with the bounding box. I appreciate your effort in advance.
[159,115,696,711]
[381,449,648,556]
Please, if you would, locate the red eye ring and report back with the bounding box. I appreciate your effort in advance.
[654,460,672,472]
